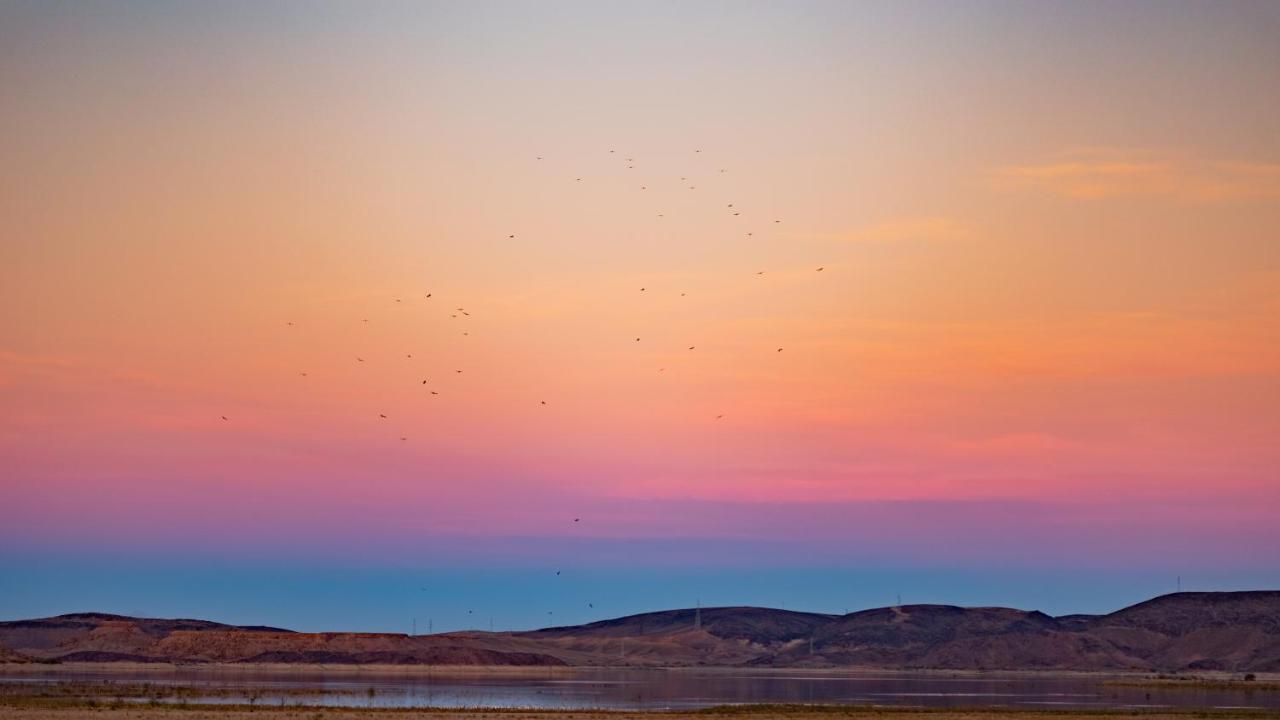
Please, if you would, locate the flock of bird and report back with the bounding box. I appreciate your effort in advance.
[218,147,828,628]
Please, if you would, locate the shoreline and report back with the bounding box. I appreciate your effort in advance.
[2,662,1277,682]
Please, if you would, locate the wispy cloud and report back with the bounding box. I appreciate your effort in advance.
[996,150,1280,201]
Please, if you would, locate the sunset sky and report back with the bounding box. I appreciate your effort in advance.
[2,0,1278,632]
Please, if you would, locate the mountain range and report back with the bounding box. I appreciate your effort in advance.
[2,591,1277,672]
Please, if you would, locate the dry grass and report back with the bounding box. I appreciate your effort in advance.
[2,704,1280,720]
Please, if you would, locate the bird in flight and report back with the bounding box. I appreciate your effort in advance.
[715,415,723,420]
[379,414,387,419]
[357,357,364,362]
[541,401,547,406]
[422,380,428,384]
[573,518,580,522]
[688,346,696,350]
[816,267,824,272]
[777,348,784,352]
[221,416,228,421]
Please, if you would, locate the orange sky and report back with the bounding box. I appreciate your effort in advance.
[2,2,1278,572]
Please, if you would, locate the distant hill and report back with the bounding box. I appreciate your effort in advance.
[2,592,1277,671]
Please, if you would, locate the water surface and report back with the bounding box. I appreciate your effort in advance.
[4,667,1275,711]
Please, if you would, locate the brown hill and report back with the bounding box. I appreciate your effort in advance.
[2,592,1277,671]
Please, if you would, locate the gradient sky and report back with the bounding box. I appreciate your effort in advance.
[2,0,1278,632]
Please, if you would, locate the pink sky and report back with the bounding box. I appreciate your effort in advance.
[2,2,1278,577]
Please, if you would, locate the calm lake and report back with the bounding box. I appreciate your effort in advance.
[5,667,1277,711]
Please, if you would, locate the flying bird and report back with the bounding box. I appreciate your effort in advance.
[816,267,824,272]
[379,414,387,419]
[777,348,784,352]
[221,416,228,421]
[688,346,696,350]
[541,401,547,405]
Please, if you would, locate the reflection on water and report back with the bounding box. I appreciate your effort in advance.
[3,668,1277,711]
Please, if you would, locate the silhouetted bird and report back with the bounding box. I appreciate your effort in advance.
[777,348,784,352]
[221,416,228,421]
[379,414,387,419]
[816,267,824,272]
